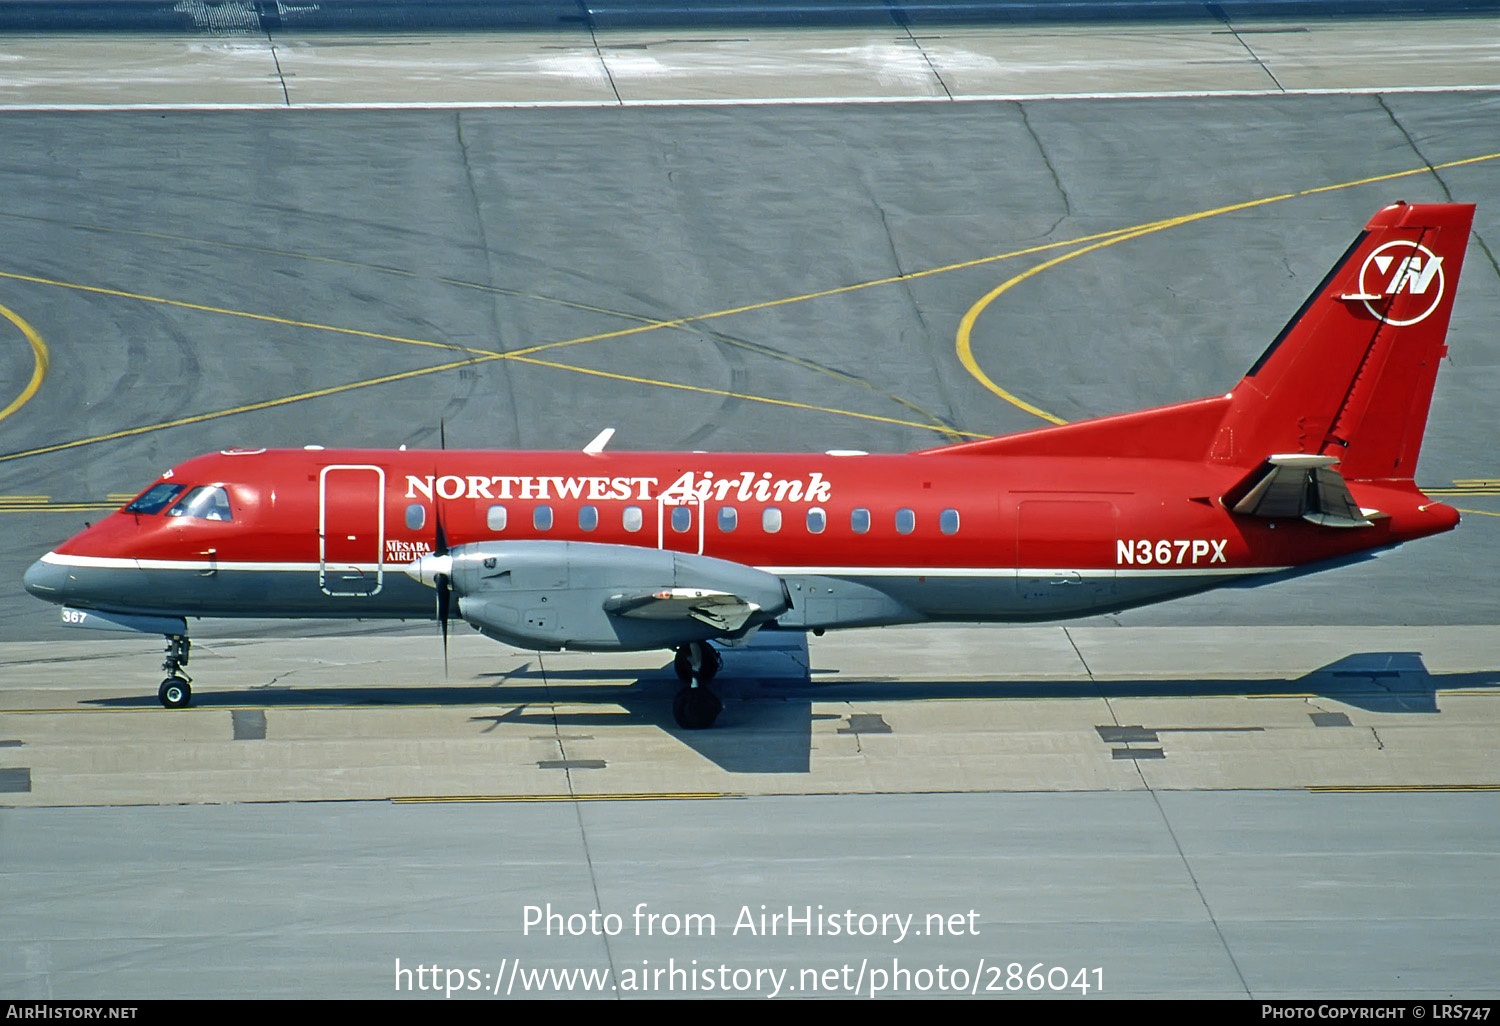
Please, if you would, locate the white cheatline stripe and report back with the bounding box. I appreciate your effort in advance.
[42,552,327,572]
[40,551,1284,578]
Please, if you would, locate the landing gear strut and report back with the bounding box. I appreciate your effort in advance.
[671,641,722,730]
[158,634,192,709]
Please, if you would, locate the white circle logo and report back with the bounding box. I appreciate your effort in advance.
[1354,241,1445,326]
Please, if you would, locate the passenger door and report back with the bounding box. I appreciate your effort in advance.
[319,465,385,596]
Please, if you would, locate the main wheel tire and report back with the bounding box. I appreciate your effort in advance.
[158,676,191,709]
[673,642,723,684]
[672,686,722,730]
[701,644,723,683]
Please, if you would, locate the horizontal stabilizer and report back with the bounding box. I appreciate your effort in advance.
[1229,455,1373,528]
[604,588,761,633]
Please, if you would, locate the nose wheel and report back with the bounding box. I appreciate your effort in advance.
[158,676,192,708]
[671,641,723,729]
[158,634,193,708]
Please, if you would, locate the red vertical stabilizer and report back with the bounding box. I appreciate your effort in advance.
[1221,201,1473,480]
[925,202,1474,481]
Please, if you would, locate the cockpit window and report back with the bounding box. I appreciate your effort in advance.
[165,486,234,521]
[123,483,186,515]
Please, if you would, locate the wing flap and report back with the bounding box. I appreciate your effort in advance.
[604,588,761,632]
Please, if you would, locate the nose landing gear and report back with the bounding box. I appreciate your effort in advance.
[671,641,723,730]
[158,634,192,708]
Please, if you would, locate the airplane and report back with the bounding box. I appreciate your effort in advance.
[22,201,1474,729]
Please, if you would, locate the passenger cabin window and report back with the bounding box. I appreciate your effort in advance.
[405,504,426,531]
[124,483,186,515]
[623,506,643,533]
[166,486,233,521]
[718,507,737,532]
[940,509,960,535]
[533,505,553,531]
[806,507,826,534]
[671,506,692,533]
[895,508,916,535]
[763,507,782,533]
[579,505,599,531]
[487,505,508,531]
[851,508,871,534]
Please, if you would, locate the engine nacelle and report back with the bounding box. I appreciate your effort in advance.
[444,540,791,651]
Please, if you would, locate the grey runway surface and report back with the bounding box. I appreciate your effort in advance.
[5,791,1499,999]
[3,8,1500,105]
[3,21,1500,1001]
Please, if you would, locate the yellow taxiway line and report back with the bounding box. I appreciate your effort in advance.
[0,303,49,426]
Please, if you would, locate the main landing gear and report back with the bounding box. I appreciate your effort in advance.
[672,641,723,730]
[158,634,192,709]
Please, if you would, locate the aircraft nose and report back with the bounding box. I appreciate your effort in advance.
[22,556,66,600]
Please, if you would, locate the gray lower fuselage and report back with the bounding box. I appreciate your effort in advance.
[24,552,1259,650]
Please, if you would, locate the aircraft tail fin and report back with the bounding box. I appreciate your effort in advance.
[1217,201,1473,481]
[925,202,1473,481]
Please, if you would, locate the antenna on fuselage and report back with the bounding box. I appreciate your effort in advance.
[583,427,615,455]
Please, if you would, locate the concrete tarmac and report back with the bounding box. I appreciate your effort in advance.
[5,790,1499,999]
[1,17,1499,1000]
[3,623,1500,803]
[1,16,1499,106]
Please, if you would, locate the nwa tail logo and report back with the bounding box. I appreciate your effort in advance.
[1346,241,1446,326]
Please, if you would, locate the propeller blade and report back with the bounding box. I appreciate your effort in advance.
[433,477,450,676]
[437,572,451,678]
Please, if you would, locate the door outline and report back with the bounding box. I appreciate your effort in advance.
[319,464,385,596]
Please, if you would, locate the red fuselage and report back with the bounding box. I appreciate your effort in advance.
[26,444,1457,635]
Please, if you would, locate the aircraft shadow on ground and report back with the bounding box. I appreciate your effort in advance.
[81,652,1495,774]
